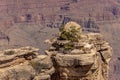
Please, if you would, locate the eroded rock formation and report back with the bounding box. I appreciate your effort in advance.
[0,47,55,80]
[0,22,112,80]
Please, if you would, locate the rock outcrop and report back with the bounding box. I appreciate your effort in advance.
[0,47,55,80]
[0,22,112,80]
[46,22,112,80]
[0,0,118,79]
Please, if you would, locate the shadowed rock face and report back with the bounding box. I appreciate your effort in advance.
[0,22,112,80]
[0,0,118,79]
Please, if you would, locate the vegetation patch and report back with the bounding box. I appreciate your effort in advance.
[29,61,48,74]
[4,51,15,55]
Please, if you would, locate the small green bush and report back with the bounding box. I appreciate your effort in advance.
[64,42,74,50]
[60,28,80,42]
[29,61,48,74]
[4,51,15,55]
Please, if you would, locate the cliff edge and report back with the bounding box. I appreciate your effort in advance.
[0,22,112,80]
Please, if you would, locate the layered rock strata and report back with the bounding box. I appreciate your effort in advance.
[46,22,112,80]
[0,22,112,80]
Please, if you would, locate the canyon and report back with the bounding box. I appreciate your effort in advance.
[0,0,119,79]
[0,22,112,80]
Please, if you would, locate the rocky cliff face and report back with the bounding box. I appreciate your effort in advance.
[0,22,112,80]
[0,0,118,79]
[0,47,55,80]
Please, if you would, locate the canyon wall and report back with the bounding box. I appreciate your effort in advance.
[0,0,119,79]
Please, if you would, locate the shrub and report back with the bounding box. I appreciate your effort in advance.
[60,26,80,42]
[4,50,15,55]
[29,61,48,74]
